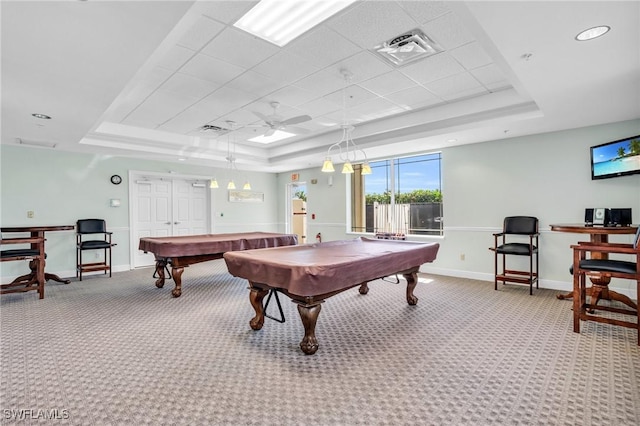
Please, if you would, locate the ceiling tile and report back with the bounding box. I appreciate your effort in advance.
[252,50,320,85]
[424,72,487,100]
[124,89,201,128]
[450,42,493,70]
[285,25,361,68]
[423,12,475,50]
[358,70,418,96]
[225,70,285,98]
[298,97,342,119]
[155,45,196,72]
[196,0,258,25]
[334,51,393,85]
[266,85,317,108]
[177,16,225,51]
[201,27,279,69]
[327,1,420,50]
[294,68,347,98]
[323,84,378,109]
[180,53,246,85]
[470,64,511,91]
[400,53,466,85]
[398,1,452,24]
[385,86,442,110]
[162,72,219,99]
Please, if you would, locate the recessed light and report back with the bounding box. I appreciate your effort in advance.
[32,113,51,119]
[575,26,610,41]
[446,138,457,143]
[178,158,186,161]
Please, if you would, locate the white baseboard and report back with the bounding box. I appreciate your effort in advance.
[420,266,638,300]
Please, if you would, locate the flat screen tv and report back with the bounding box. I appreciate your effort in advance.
[590,134,640,180]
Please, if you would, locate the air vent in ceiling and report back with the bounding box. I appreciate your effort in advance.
[198,124,229,135]
[372,29,443,67]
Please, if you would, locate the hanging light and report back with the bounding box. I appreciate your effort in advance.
[321,69,370,175]
[211,123,251,190]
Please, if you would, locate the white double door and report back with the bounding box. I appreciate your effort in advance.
[132,177,209,268]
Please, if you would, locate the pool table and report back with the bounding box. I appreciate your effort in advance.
[223,237,440,354]
[138,232,298,297]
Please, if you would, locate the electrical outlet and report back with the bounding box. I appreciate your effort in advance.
[460,253,465,261]
[27,210,34,218]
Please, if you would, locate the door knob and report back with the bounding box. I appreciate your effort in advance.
[174,222,180,225]
[165,222,171,225]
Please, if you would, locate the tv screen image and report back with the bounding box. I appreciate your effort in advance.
[590,134,640,180]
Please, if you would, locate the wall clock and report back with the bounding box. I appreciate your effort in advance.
[110,174,122,185]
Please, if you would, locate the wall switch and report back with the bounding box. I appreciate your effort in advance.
[27,210,34,218]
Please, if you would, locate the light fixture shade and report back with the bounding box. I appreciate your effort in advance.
[322,158,335,173]
[342,161,354,174]
[227,180,236,190]
[243,181,252,190]
[210,179,219,189]
[361,163,372,175]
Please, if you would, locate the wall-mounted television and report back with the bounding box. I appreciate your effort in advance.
[590,134,640,180]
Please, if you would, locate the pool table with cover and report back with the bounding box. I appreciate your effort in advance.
[223,237,440,354]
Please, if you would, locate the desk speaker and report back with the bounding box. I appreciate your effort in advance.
[585,208,609,225]
[609,208,632,226]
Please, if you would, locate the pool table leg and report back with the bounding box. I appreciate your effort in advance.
[249,286,269,330]
[171,267,184,297]
[403,270,419,305]
[154,260,166,288]
[297,303,321,355]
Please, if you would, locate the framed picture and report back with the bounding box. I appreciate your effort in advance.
[228,190,264,203]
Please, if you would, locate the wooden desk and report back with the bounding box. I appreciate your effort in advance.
[550,223,638,308]
[1,225,74,284]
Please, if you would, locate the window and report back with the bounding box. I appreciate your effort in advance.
[351,152,443,236]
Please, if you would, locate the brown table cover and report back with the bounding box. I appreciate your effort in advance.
[138,232,298,257]
[224,237,440,297]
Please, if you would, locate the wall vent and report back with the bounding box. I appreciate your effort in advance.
[198,124,229,135]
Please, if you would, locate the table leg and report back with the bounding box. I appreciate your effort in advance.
[297,303,321,355]
[154,260,167,288]
[249,286,269,330]
[171,267,184,298]
[358,282,369,294]
[403,270,419,305]
[557,234,610,301]
[10,259,70,285]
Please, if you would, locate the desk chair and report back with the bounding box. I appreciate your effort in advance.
[490,216,539,295]
[571,227,639,345]
[1,235,46,298]
[76,219,116,281]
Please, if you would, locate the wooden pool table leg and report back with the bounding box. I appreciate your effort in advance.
[154,259,167,288]
[249,286,269,330]
[402,270,419,305]
[171,267,184,297]
[297,303,322,355]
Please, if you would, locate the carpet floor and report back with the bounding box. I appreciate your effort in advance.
[1,259,638,425]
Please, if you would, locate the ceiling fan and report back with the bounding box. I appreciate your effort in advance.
[252,102,312,137]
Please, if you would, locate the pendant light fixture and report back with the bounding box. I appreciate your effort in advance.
[210,122,251,190]
[321,69,371,175]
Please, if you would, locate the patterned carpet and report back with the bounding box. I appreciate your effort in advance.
[1,259,638,425]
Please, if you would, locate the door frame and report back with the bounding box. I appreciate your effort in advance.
[128,170,213,269]
[285,181,307,239]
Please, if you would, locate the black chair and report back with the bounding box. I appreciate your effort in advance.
[489,216,539,295]
[76,219,116,281]
[571,226,639,346]
[1,234,46,298]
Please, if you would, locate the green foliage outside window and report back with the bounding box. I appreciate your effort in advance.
[365,189,442,204]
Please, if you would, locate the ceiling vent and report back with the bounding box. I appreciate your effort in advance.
[372,29,443,67]
[198,124,230,135]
